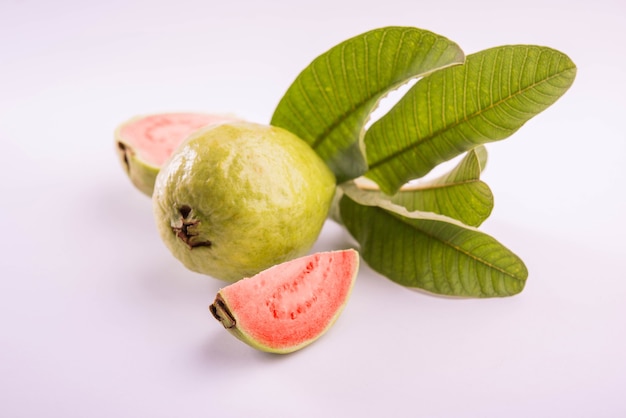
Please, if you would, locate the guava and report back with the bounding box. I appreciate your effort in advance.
[210,249,359,354]
[115,112,237,196]
[152,121,337,282]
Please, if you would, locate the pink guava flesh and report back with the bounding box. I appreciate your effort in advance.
[216,249,359,351]
[119,113,236,166]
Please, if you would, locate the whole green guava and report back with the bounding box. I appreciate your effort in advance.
[152,121,336,282]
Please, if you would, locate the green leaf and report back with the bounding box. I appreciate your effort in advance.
[362,146,493,227]
[339,182,527,297]
[271,26,465,182]
[364,45,577,194]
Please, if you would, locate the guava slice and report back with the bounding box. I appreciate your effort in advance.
[152,121,337,282]
[210,249,359,354]
[115,112,237,196]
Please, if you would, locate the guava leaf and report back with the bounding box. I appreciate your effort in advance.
[271,26,465,182]
[364,45,577,194]
[338,182,527,297]
[360,146,493,227]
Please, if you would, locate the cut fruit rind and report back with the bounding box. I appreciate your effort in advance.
[115,139,159,197]
[115,112,238,196]
[210,249,360,354]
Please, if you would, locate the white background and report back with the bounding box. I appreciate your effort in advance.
[1,0,625,417]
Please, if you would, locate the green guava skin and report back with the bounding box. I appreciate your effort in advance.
[115,139,159,197]
[115,113,239,197]
[152,121,337,282]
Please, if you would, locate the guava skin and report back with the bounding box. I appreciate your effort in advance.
[115,140,159,197]
[115,113,238,197]
[152,121,337,282]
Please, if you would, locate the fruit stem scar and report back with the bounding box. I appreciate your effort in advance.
[116,141,131,172]
[171,212,212,249]
[178,205,192,219]
[210,296,236,329]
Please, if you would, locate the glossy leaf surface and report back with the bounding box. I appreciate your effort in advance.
[361,146,493,227]
[339,183,527,297]
[365,45,577,194]
[271,26,464,182]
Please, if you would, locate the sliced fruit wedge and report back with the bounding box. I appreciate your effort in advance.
[210,249,360,354]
